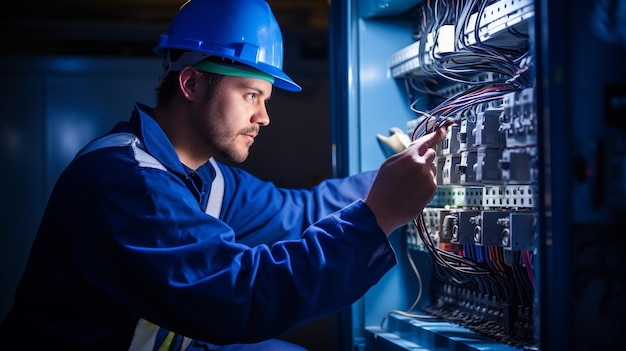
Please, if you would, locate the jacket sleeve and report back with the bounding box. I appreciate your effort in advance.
[219,164,378,247]
[91,167,395,345]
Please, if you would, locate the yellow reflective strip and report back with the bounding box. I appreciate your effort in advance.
[157,331,175,351]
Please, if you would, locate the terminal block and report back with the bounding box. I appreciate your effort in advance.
[446,210,480,244]
[500,146,538,184]
[501,87,537,148]
[475,108,506,148]
[476,146,504,184]
[458,117,477,152]
[458,150,478,185]
[500,212,536,251]
[476,210,510,246]
[431,186,483,208]
[483,185,538,209]
[440,124,461,156]
[441,155,462,185]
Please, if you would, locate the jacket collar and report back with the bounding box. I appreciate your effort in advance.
[131,102,189,176]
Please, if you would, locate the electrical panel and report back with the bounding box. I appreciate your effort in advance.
[374,0,538,349]
[331,0,626,349]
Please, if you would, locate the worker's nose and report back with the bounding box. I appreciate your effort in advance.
[254,105,270,127]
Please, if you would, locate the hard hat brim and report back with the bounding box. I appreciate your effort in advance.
[261,64,302,92]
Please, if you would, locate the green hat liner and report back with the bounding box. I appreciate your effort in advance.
[193,60,275,85]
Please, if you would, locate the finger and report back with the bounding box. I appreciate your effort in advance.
[435,118,456,131]
[411,126,448,155]
[422,146,437,165]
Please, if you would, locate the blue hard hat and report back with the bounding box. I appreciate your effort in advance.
[154,0,301,92]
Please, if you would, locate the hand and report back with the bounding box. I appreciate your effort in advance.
[364,126,448,235]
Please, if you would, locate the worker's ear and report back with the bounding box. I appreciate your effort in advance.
[178,66,204,101]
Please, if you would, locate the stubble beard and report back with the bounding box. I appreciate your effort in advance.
[214,131,251,164]
[191,110,252,164]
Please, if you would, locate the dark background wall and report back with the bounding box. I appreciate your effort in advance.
[0,1,334,350]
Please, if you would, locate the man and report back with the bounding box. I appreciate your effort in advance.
[0,0,447,349]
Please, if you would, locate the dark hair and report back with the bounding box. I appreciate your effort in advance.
[155,72,179,105]
[155,69,226,106]
[154,50,226,105]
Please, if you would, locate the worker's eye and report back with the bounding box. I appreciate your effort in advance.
[245,92,257,101]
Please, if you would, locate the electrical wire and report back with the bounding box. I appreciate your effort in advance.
[410,82,518,142]
[413,215,496,275]
[379,241,440,330]
[414,0,534,90]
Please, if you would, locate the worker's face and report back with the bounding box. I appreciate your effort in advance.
[193,75,272,163]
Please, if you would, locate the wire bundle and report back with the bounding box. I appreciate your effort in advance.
[413,215,498,276]
[410,82,519,140]
[414,0,534,89]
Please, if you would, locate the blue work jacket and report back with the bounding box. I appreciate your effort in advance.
[0,103,396,350]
